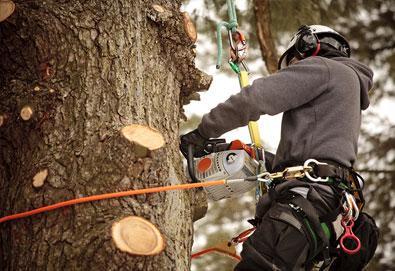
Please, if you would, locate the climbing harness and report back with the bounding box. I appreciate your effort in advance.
[190,158,365,265]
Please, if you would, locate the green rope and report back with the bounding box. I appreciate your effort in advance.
[216,0,239,69]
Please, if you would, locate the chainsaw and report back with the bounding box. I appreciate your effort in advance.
[186,139,266,201]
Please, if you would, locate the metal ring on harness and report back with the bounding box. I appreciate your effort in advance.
[303,159,330,182]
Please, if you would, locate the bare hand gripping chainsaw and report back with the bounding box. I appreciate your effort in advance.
[186,139,265,201]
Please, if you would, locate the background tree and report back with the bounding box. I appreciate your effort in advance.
[0,1,212,270]
[183,0,394,270]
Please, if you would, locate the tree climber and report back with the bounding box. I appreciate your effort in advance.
[181,25,377,270]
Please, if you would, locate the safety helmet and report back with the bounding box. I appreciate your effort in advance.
[278,25,351,70]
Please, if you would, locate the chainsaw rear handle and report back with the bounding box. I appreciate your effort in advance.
[187,139,228,183]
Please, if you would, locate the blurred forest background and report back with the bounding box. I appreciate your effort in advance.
[180,0,395,270]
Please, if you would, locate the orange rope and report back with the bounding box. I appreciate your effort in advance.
[191,248,242,262]
[231,227,255,244]
[0,179,226,224]
[191,248,216,259]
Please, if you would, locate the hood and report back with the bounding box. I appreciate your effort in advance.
[332,57,374,110]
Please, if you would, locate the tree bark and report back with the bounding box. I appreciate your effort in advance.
[252,0,278,74]
[0,1,211,270]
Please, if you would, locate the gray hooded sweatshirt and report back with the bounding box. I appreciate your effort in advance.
[197,56,373,169]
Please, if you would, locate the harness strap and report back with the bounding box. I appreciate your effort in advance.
[319,203,342,223]
[289,196,332,269]
[313,164,365,210]
[314,164,349,182]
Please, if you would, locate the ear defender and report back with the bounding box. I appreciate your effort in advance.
[295,25,320,59]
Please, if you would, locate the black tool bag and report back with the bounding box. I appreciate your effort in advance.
[236,179,342,271]
[236,202,313,271]
[328,212,379,271]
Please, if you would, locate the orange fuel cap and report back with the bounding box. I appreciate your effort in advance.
[197,158,212,172]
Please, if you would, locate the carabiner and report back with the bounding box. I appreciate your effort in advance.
[303,159,330,182]
[340,217,361,254]
[342,192,359,222]
[240,60,250,74]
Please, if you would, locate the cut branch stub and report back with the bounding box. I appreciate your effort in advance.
[183,12,197,42]
[152,4,164,13]
[0,0,15,22]
[112,216,166,256]
[121,124,165,150]
[20,105,34,121]
[33,168,48,188]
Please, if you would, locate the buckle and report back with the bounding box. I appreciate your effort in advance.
[303,159,330,182]
[269,165,312,180]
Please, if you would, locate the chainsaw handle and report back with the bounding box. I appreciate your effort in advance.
[186,139,227,183]
[187,144,200,183]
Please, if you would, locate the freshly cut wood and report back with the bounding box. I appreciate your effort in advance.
[152,4,164,13]
[20,105,33,120]
[32,169,48,188]
[111,216,166,256]
[120,124,165,150]
[0,0,15,22]
[183,12,197,42]
[0,115,3,126]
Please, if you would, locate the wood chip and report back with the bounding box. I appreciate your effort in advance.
[152,4,165,13]
[0,115,3,127]
[20,105,33,121]
[0,0,15,23]
[33,169,48,188]
[183,12,197,42]
[112,216,166,256]
[121,124,165,150]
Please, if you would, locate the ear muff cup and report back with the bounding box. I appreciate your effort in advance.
[295,26,320,58]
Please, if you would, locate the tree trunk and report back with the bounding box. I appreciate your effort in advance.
[0,1,211,270]
[252,0,278,74]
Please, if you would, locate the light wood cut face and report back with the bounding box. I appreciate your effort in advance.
[120,124,165,150]
[112,216,165,256]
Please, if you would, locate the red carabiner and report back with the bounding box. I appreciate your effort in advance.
[340,217,361,254]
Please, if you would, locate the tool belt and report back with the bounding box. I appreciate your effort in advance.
[310,162,365,209]
[271,159,365,211]
[252,159,366,270]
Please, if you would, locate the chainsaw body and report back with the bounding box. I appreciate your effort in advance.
[186,139,262,201]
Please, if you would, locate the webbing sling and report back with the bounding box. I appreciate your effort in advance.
[289,196,332,270]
